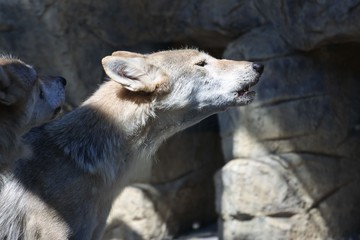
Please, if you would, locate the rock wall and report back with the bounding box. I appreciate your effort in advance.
[217,42,360,239]
[1,0,360,239]
[0,0,266,106]
[216,2,360,238]
[104,116,224,239]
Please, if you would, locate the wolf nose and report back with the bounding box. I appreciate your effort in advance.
[252,63,264,74]
[57,77,67,86]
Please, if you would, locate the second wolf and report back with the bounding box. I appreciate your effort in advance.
[0,56,66,171]
[0,49,263,239]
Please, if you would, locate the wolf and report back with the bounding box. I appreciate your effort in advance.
[0,56,66,171]
[0,49,263,239]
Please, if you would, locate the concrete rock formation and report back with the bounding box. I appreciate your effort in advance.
[1,0,360,239]
[218,26,360,240]
[103,117,224,239]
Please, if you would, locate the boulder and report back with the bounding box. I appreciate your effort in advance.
[217,35,360,238]
[103,116,224,239]
[254,0,360,50]
[103,186,169,240]
[215,158,328,240]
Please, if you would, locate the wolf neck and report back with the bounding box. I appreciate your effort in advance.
[48,81,169,186]
[0,116,26,170]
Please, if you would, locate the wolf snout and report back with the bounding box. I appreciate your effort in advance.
[252,63,264,74]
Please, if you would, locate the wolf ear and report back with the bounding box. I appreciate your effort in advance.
[0,66,14,105]
[111,51,143,58]
[102,52,169,93]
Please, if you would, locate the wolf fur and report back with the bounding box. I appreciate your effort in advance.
[0,49,263,239]
[0,56,66,171]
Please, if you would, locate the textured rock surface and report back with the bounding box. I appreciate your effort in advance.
[103,116,224,239]
[215,158,327,240]
[1,0,360,239]
[0,0,266,105]
[0,2,226,237]
[103,186,169,240]
[254,0,360,50]
[218,39,360,239]
[104,167,216,240]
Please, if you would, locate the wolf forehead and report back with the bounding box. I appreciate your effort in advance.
[112,49,209,65]
[147,49,208,63]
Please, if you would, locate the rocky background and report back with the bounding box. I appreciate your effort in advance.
[1,0,360,239]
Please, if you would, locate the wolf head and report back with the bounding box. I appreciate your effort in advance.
[0,57,66,132]
[102,49,263,129]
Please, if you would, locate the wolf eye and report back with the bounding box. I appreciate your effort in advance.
[39,89,45,100]
[195,60,207,67]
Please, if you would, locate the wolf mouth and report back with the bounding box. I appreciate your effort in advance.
[237,85,252,96]
[236,76,260,97]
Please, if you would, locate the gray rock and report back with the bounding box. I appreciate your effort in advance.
[104,116,224,239]
[217,37,360,238]
[0,0,112,105]
[215,158,328,240]
[103,186,169,240]
[1,0,360,102]
[0,0,265,105]
[224,25,295,61]
[254,0,360,50]
[103,166,217,240]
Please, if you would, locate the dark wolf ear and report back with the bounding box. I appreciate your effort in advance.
[102,52,169,93]
[0,66,15,105]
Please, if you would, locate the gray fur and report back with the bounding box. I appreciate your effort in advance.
[0,49,262,239]
[0,56,66,171]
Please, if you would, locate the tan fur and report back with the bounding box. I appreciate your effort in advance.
[0,56,66,171]
[0,49,263,239]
